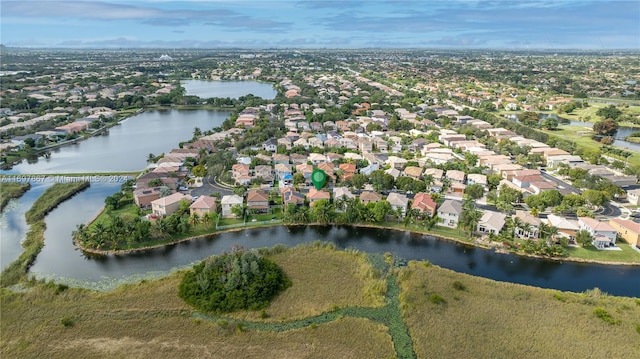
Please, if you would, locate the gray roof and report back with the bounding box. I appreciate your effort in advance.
[438,199,463,215]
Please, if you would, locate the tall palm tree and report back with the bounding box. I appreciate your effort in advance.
[511,216,523,238]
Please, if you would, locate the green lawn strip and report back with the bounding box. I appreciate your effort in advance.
[0,182,31,212]
[566,243,640,263]
[88,203,143,228]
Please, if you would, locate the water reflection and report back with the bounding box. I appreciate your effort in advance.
[9,184,636,297]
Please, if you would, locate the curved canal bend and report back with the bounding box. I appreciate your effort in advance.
[27,185,640,297]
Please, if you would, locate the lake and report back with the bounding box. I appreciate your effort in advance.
[182,80,277,100]
[23,185,640,296]
[2,110,230,174]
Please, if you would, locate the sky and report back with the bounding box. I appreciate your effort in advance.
[1,0,639,49]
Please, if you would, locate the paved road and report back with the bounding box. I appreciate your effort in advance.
[189,176,232,197]
[540,171,580,195]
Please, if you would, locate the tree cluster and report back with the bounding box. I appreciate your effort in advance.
[178,250,291,313]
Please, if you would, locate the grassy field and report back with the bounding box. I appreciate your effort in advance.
[566,243,640,263]
[0,182,31,212]
[1,246,395,359]
[89,203,142,228]
[542,125,640,167]
[398,262,640,359]
[226,244,386,322]
[561,101,640,125]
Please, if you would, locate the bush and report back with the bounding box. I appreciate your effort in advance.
[60,316,74,327]
[178,250,291,313]
[593,308,619,325]
[452,281,466,291]
[429,293,447,305]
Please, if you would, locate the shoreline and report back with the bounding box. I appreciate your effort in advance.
[73,220,640,266]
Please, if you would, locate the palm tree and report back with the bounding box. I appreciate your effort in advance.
[511,216,523,238]
[193,127,202,139]
[520,222,532,239]
[189,213,201,227]
[147,153,156,163]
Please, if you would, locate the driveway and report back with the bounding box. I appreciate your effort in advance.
[189,176,232,197]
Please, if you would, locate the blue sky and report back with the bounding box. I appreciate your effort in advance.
[2,0,639,49]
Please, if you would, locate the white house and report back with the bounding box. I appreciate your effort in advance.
[578,217,618,249]
[221,194,244,217]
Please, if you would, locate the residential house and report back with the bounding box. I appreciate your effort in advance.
[447,182,466,197]
[290,153,307,165]
[467,173,487,188]
[133,187,161,208]
[151,192,190,217]
[477,210,506,235]
[307,188,331,205]
[385,167,401,180]
[333,187,356,211]
[423,168,444,181]
[296,164,315,187]
[578,217,618,248]
[246,190,269,214]
[190,195,217,217]
[513,210,541,238]
[221,194,244,217]
[338,163,356,181]
[273,154,290,165]
[626,189,640,206]
[360,191,383,205]
[317,162,335,180]
[404,166,423,181]
[262,138,278,152]
[326,152,344,163]
[387,192,409,217]
[411,192,437,217]
[444,169,466,183]
[274,163,293,181]
[308,153,327,165]
[278,137,292,149]
[546,214,579,241]
[437,199,463,228]
[387,156,408,170]
[281,187,305,207]
[609,218,640,248]
[253,165,274,185]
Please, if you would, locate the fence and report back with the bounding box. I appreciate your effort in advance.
[216,219,282,230]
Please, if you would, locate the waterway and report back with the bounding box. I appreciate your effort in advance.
[28,205,640,296]
[0,182,53,268]
[182,80,276,100]
[3,110,230,174]
[506,113,640,151]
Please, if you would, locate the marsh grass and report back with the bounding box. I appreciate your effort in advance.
[226,243,386,322]
[1,248,395,359]
[25,182,89,224]
[398,262,640,358]
[0,182,31,212]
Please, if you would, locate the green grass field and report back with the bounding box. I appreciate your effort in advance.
[566,243,640,263]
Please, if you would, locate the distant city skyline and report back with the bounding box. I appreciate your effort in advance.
[2,0,639,49]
